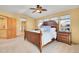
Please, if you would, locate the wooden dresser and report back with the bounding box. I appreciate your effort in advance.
[0,15,16,39]
[57,32,71,44]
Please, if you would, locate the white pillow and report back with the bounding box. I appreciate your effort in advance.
[50,28,56,32]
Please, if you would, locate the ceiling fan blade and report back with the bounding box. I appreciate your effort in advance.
[42,9,47,11]
[32,10,36,13]
[30,8,36,10]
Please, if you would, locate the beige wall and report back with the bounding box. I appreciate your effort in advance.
[26,17,36,30]
[70,8,79,44]
[14,14,36,35]
[35,8,79,44]
[14,15,36,36]
[18,15,36,31]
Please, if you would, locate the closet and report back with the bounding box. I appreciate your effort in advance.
[0,15,16,39]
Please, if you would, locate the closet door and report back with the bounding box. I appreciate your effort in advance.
[0,16,7,39]
[7,18,11,38]
[11,18,16,38]
[7,18,16,39]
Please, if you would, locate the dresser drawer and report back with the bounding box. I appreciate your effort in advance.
[57,32,71,44]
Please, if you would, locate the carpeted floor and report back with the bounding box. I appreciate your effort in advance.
[0,36,79,53]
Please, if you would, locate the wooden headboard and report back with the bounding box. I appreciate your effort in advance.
[42,20,58,30]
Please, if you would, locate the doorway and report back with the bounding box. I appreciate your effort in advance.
[21,21,26,35]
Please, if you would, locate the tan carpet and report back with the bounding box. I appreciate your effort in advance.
[0,36,79,53]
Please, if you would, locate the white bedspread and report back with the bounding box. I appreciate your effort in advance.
[41,27,57,46]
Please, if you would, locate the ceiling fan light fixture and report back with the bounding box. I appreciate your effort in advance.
[36,10,40,13]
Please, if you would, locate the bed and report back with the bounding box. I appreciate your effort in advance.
[24,20,58,52]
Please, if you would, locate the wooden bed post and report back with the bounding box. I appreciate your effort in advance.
[39,30,42,53]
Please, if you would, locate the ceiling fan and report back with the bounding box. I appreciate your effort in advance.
[30,5,47,13]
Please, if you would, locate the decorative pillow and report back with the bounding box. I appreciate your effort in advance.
[41,26,50,32]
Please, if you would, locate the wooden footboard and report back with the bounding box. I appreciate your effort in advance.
[24,31,42,52]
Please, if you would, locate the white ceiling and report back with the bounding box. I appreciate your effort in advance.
[0,5,79,18]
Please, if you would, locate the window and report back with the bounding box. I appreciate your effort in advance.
[59,15,71,32]
[50,17,59,24]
